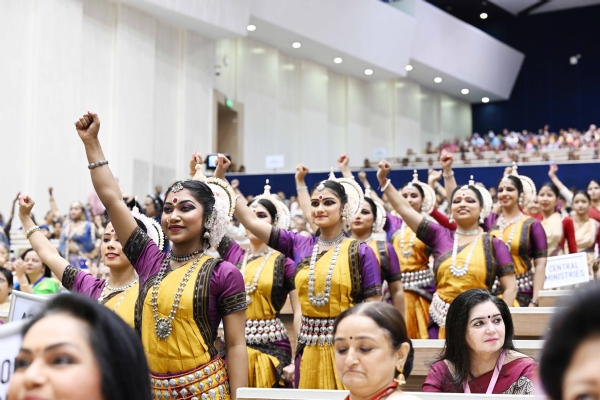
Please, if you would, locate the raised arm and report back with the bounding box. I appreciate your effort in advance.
[213,154,273,244]
[74,113,138,244]
[17,196,69,281]
[48,187,60,219]
[337,154,353,179]
[295,164,318,233]
[440,152,456,203]
[376,160,424,233]
[358,171,385,206]
[548,164,573,205]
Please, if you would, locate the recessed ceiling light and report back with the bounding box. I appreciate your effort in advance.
[364,69,373,76]
[405,65,413,71]
[334,57,343,64]
[480,13,488,19]
[247,24,256,32]
[482,97,490,103]
[434,77,442,83]
[292,42,301,49]
[461,88,470,94]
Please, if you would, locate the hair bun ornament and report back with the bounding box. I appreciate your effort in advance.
[327,168,365,221]
[468,175,493,218]
[131,201,165,251]
[191,157,237,248]
[252,179,291,230]
[410,169,436,215]
[508,162,536,208]
[365,188,386,233]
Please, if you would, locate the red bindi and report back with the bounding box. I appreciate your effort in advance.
[319,195,323,200]
[111,229,114,233]
[172,197,178,204]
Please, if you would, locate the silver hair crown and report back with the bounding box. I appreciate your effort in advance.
[171,181,184,193]
[317,181,326,191]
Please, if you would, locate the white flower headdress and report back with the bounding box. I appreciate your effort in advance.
[131,202,165,251]
[407,170,437,215]
[251,179,291,230]
[365,187,386,233]
[503,161,536,208]
[317,168,365,231]
[459,175,493,219]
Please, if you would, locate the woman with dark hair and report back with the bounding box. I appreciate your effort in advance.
[144,193,164,222]
[539,281,600,400]
[8,294,151,400]
[570,191,600,274]
[58,200,97,269]
[0,266,12,320]
[17,194,165,327]
[377,160,516,339]
[423,289,535,394]
[217,176,301,388]
[549,164,600,222]
[218,155,382,390]
[75,112,248,399]
[334,302,420,400]
[484,164,547,307]
[538,182,577,256]
[14,248,60,294]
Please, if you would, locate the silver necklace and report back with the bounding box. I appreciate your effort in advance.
[98,278,138,304]
[498,213,523,251]
[108,284,136,312]
[400,223,416,258]
[308,241,343,307]
[241,249,274,305]
[169,249,203,263]
[449,233,482,278]
[318,232,345,247]
[152,254,203,340]
[456,228,480,236]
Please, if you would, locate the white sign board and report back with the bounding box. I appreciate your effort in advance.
[8,291,52,323]
[372,148,387,160]
[544,252,590,289]
[0,319,27,400]
[265,155,285,170]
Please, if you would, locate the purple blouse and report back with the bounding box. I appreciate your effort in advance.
[123,227,247,333]
[268,227,382,300]
[374,241,403,283]
[61,266,105,300]
[484,213,548,260]
[383,212,403,243]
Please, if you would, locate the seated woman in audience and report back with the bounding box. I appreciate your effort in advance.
[540,282,600,400]
[0,266,12,322]
[59,200,98,269]
[8,294,150,400]
[570,191,600,275]
[549,164,600,222]
[216,171,301,388]
[216,154,382,390]
[17,195,164,327]
[537,183,577,256]
[14,248,60,294]
[377,160,517,338]
[334,302,420,400]
[423,289,535,394]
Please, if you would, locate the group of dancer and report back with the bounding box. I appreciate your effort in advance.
[11,112,600,399]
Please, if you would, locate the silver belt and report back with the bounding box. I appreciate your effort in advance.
[492,270,533,293]
[297,315,335,346]
[402,269,435,289]
[245,318,288,345]
[430,293,450,328]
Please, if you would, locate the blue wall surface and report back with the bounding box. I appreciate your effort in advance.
[229,161,600,199]
[472,5,600,134]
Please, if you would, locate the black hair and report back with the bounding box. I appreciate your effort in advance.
[403,182,425,200]
[573,190,591,203]
[333,302,414,378]
[540,282,600,400]
[22,294,151,400]
[165,180,215,248]
[436,289,516,390]
[311,180,349,206]
[450,185,484,206]
[539,182,560,198]
[587,179,600,190]
[21,248,52,278]
[0,266,13,287]
[147,194,164,212]
[363,197,378,222]
[248,198,277,222]
[497,175,523,195]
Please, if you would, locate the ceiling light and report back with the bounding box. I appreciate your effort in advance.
[482,97,490,103]
[434,77,442,83]
[247,24,256,32]
[364,69,373,76]
[292,42,301,49]
[480,13,488,19]
[405,65,413,71]
[334,57,343,64]
[461,88,470,94]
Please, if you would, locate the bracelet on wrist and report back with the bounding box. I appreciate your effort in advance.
[25,226,41,239]
[380,179,392,192]
[529,299,539,307]
[296,186,308,193]
[443,170,454,179]
[88,160,109,170]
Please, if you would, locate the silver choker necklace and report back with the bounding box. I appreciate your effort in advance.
[456,228,480,236]
[169,249,202,262]
[308,241,342,307]
[318,233,345,247]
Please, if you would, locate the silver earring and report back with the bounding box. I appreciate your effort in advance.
[479,215,484,224]
[448,216,454,224]
[518,193,523,207]
[203,231,210,239]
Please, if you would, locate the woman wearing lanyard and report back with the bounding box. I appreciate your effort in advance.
[423,289,535,394]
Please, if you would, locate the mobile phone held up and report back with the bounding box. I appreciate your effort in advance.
[205,154,231,171]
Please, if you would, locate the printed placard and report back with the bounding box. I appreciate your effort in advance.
[544,252,589,289]
[0,319,27,400]
[8,291,52,323]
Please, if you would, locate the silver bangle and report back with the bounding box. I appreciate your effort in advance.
[88,160,109,170]
[25,226,40,239]
[443,170,454,179]
[381,179,391,192]
[296,186,308,193]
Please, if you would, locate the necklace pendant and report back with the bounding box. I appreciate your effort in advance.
[246,295,252,305]
[401,249,413,258]
[155,318,172,340]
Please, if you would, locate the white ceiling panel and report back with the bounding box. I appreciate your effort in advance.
[531,0,600,14]
[488,0,540,15]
